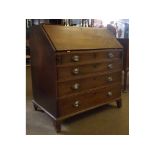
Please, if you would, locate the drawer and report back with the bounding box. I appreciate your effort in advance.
[57,60,122,80]
[58,84,121,116]
[58,71,121,97]
[56,50,122,65]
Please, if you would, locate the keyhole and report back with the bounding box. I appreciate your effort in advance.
[93,53,97,58]
[93,64,97,68]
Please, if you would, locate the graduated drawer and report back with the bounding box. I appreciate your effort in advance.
[58,83,121,116]
[56,49,122,65]
[57,60,122,80]
[58,71,121,97]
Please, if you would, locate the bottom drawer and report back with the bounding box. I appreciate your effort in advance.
[58,84,121,117]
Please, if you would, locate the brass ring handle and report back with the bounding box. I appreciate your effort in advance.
[107,91,112,96]
[72,68,79,75]
[108,64,113,69]
[108,53,114,58]
[73,101,79,107]
[72,83,80,90]
[107,77,113,82]
[72,55,79,62]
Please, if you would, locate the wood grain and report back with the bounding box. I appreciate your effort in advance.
[58,83,121,116]
[30,24,123,132]
[29,26,58,117]
[56,49,122,65]
[43,25,123,50]
[58,71,121,97]
[57,60,122,80]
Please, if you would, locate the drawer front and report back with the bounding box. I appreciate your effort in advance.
[58,84,121,116]
[58,71,121,97]
[56,50,122,65]
[57,60,122,80]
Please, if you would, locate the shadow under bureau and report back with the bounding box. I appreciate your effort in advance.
[29,24,123,132]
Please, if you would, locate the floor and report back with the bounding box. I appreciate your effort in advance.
[26,67,129,135]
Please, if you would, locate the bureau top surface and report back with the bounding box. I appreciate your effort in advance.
[42,24,123,51]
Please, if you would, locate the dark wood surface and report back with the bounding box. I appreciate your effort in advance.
[30,24,123,132]
[56,49,122,64]
[58,71,121,97]
[29,26,58,117]
[57,60,122,80]
[43,24,123,50]
[117,38,129,91]
[58,83,121,116]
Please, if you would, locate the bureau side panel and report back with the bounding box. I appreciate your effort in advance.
[29,26,58,117]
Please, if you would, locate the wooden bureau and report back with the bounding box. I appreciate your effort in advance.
[29,24,123,132]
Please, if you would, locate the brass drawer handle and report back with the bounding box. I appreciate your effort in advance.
[72,55,79,62]
[72,67,79,75]
[107,91,112,96]
[72,83,80,90]
[108,53,114,58]
[107,77,113,82]
[108,64,113,69]
[73,101,79,108]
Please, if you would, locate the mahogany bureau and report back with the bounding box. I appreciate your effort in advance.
[29,24,123,132]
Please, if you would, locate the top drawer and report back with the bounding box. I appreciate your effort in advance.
[56,49,122,65]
